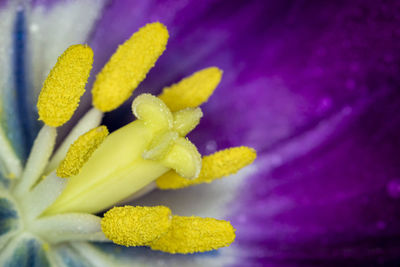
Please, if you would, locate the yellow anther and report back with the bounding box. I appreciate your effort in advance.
[101,206,172,247]
[149,216,235,254]
[92,22,169,112]
[173,108,203,136]
[57,126,109,178]
[156,146,256,189]
[37,45,93,127]
[159,67,222,112]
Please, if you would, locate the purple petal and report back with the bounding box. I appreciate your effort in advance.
[92,0,400,155]
[187,0,400,154]
[232,92,400,265]
[88,0,400,265]
[89,0,216,73]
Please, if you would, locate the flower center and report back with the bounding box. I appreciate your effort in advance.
[0,22,256,260]
[45,94,202,215]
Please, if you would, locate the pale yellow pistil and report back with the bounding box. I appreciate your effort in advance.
[45,94,202,215]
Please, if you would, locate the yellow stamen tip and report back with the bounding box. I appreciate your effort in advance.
[101,206,172,247]
[149,216,235,254]
[92,22,169,112]
[57,126,109,178]
[37,44,93,127]
[199,146,256,179]
[159,67,222,112]
[156,146,256,189]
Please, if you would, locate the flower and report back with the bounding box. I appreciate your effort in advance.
[1,0,400,266]
[0,4,257,266]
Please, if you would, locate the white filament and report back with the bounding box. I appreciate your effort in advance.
[13,125,56,197]
[20,172,66,220]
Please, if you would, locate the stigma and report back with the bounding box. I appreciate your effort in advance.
[1,22,257,256]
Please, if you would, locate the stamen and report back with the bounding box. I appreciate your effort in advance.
[31,213,107,243]
[0,127,22,179]
[20,173,67,220]
[101,206,171,247]
[45,108,104,174]
[159,67,222,112]
[156,146,256,189]
[173,108,203,136]
[13,126,57,197]
[57,126,109,178]
[92,22,169,112]
[149,216,235,254]
[37,45,93,127]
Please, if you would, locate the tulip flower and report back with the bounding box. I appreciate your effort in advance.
[0,0,399,266]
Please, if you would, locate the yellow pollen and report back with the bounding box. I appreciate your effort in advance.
[156,146,256,189]
[57,126,109,178]
[101,206,172,247]
[37,45,93,127]
[158,67,222,112]
[92,22,169,112]
[149,216,235,254]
